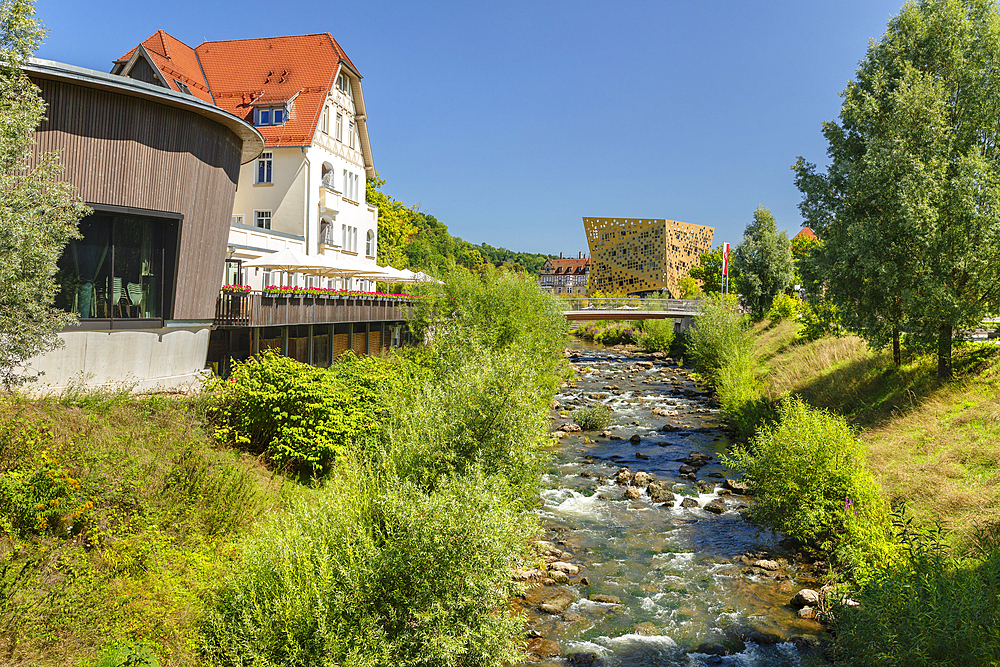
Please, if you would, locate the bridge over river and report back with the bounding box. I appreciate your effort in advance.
[561,298,701,322]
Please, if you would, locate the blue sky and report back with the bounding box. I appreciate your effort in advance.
[35,0,905,256]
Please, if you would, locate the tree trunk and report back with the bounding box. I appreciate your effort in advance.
[893,329,901,367]
[937,324,953,380]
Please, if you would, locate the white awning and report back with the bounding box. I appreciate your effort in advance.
[242,249,329,274]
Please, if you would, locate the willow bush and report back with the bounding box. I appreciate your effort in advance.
[201,269,567,666]
[723,397,895,575]
[200,472,531,667]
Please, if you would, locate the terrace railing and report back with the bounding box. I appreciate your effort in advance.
[560,297,701,313]
[214,290,416,328]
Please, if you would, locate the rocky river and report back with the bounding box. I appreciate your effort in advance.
[515,343,829,666]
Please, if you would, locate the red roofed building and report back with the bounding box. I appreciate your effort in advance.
[113,30,378,291]
[793,226,817,241]
[539,255,591,295]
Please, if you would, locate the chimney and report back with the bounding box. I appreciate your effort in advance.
[578,251,582,259]
[560,252,563,259]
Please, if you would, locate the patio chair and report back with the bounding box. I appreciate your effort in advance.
[126,282,143,317]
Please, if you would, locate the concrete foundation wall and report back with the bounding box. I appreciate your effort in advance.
[24,326,211,395]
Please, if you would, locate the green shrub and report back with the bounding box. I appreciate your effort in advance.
[384,343,550,502]
[715,348,767,439]
[799,298,842,341]
[636,318,675,352]
[92,642,159,667]
[767,292,800,324]
[593,322,638,345]
[204,351,400,475]
[200,471,530,667]
[835,520,1000,666]
[723,397,895,574]
[686,301,753,384]
[572,404,613,431]
[0,422,93,537]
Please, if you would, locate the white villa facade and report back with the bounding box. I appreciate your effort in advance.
[115,31,381,293]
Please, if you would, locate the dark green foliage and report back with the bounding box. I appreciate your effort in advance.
[835,517,1000,666]
[732,206,794,320]
[798,298,842,342]
[93,642,159,667]
[688,245,738,294]
[572,404,613,431]
[792,0,1000,379]
[723,397,895,573]
[204,351,402,475]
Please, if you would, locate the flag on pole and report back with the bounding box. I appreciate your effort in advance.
[722,243,730,276]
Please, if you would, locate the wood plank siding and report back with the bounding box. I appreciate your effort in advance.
[28,77,246,321]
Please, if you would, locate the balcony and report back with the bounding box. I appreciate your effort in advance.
[215,289,415,327]
[319,175,341,216]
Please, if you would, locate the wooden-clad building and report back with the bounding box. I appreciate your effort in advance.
[22,58,264,392]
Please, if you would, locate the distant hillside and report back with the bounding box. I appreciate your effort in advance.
[367,176,552,276]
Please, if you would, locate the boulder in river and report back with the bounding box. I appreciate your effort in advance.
[696,643,730,656]
[790,588,821,609]
[647,483,674,503]
[632,621,658,636]
[559,422,582,433]
[629,434,642,444]
[624,486,642,500]
[679,464,699,475]
[525,638,561,659]
[632,471,654,486]
[723,478,752,494]
[548,561,580,576]
[704,498,728,514]
[680,497,700,508]
[753,559,781,571]
[636,451,649,460]
[566,652,598,667]
[589,594,621,604]
[539,592,574,615]
[614,468,634,485]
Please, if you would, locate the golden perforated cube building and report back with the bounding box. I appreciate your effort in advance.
[583,217,714,297]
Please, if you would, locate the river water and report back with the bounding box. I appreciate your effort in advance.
[518,344,827,666]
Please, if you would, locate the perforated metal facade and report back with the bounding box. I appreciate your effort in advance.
[583,217,714,297]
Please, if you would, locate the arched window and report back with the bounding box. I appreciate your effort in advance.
[366,229,375,257]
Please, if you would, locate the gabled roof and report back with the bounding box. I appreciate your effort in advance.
[113,31,373,171]
[113,30,214,104]
[793,226,818,241]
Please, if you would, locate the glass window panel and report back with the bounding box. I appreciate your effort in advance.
[56,214,113,318]
[259,109,270,125]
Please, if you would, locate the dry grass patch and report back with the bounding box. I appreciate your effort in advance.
[756,332,1000,541]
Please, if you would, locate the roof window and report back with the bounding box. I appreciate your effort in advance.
[255,106,286,126]
[172,79,191,95]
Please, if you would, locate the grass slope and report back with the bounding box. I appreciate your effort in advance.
[753,320,1000,540]
[0,389,304,666]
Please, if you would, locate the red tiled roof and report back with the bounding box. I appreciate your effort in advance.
[116,31,359,148]
[548,258,591,274]
[794,226,817,241]
[116,30,214,104]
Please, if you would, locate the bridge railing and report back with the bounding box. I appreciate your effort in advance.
[560,297,701,313]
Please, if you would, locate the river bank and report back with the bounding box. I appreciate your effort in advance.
[517,343,829,666]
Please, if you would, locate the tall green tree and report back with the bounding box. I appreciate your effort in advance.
[794,0,1000,379]
[0,0,87,388]
[689,244,738,294]
[732,206,793,319]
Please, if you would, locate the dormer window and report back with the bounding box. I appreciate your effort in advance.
[255,106,286,126]
[336,73,351,96]
[172,79,191,95]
